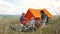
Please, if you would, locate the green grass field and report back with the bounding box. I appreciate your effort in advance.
[0,15,60,34]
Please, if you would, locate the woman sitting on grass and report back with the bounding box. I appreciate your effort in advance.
[20,13,27,26]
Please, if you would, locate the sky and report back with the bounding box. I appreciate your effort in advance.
[0,0,60,15]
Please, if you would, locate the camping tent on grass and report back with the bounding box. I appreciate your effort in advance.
[25,8,52,20]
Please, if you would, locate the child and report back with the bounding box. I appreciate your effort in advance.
[30,17,36,31]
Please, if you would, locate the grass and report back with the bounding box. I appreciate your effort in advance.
[0,15,60,34]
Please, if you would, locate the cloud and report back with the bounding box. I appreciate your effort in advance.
[4,0,22,5]
[0,0,21,15]
[0,0,60,15]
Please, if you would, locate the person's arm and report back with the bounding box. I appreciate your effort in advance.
[20,16,22,22]
[45,15,49,23]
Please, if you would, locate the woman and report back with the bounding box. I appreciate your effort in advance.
[40,10,49,28]
[40,10,49,24]
[20,13,26,26]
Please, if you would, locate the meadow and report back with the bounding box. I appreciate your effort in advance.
[0,15,60,34]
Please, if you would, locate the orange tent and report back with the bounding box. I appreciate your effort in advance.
[25,8,52,20]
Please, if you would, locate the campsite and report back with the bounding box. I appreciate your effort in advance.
[0,8,60,34]
[0,0,60,34]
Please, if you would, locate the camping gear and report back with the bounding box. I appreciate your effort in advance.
[25,8,41,20]
[35,19,42,28]
[25,8,52,20]
[10,24,25,31]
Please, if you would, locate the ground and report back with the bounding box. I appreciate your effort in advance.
[0,15,60,34]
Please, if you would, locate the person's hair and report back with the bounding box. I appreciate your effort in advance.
[40,10,44,14]
[22,13,25,15]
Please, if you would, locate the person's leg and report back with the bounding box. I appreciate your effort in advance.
[41,22,46,27]
[32,24,36,31]
[46,18,49,25]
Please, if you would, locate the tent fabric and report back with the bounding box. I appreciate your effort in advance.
[25,8,52,20]
[42,9,52,19]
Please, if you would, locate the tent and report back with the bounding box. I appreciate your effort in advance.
[25,8,52,20]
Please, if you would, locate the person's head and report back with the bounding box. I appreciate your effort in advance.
[40,10,44,15]
[22,13,25,17]
[31,17,34,20]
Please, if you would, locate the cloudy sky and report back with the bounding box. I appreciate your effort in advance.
[0,0,60,15]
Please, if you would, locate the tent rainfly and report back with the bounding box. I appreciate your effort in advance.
[25,8,52,20]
